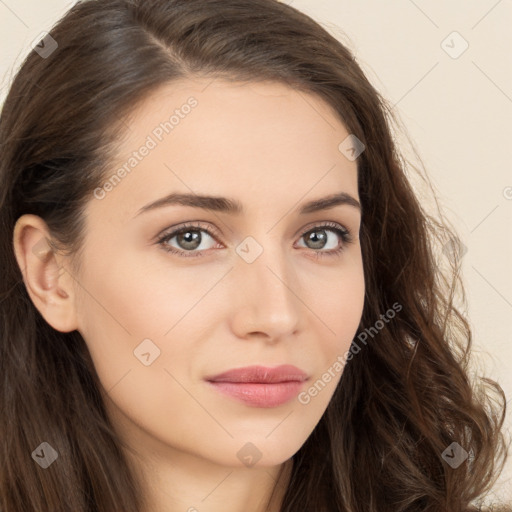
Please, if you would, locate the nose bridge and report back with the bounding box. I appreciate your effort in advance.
[238,221,291,288]
[230,228,301,337]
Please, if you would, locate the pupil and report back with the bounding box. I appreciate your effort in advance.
[179,230,200,249]
[308,230,326,249]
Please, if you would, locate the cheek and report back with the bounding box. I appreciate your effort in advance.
[74,261,204,445]
[305,259,365,397]
[77,246,194,339]
[75,249,225,407]
[312,255,365,343]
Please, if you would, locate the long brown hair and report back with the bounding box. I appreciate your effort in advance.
[0,1,509,510]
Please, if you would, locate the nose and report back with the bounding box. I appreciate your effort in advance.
[229,243,302,342]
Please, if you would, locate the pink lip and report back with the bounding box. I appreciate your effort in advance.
[205,365,308,408]
[205,364,308,383]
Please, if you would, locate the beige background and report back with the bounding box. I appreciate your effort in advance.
[1,0,511,504]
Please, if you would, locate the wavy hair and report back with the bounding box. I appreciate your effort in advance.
[0,0,509,510]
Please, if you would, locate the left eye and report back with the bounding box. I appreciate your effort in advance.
[156,221,353,259]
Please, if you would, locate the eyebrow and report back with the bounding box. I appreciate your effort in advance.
[134,191,361,217]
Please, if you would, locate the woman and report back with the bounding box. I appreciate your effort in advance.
[0,0,509,510]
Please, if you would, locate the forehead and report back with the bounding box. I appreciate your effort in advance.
[94,78,359,220]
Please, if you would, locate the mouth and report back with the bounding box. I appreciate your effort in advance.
[205,364,308,384]
[204,365,309,408]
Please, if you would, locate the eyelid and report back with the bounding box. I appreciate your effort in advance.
[154,221,222,244]
[296,219,344,238]
[156,220,350,243]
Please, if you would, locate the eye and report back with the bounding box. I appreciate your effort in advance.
[296,222,352,259]
[156,221,354,259]
[156,222,219,258]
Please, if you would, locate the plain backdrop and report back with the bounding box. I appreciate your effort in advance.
[1,0,511,505]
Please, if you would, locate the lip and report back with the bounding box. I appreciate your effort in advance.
[205,364,308,384]
[204,365,308,408]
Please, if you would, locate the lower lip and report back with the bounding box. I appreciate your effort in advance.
[206,380,305,407]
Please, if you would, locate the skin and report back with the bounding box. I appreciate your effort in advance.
[13,78,365,512]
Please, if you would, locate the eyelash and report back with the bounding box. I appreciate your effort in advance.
[156,221,354,260]
[157,222,353,258]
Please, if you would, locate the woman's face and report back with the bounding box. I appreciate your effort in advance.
[71,78,365,468]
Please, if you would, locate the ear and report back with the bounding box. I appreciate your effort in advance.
[12,214,79,333]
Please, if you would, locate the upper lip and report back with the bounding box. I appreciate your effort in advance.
[205,365,308,384]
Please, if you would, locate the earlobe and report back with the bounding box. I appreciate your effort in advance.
[12,214,79,333]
